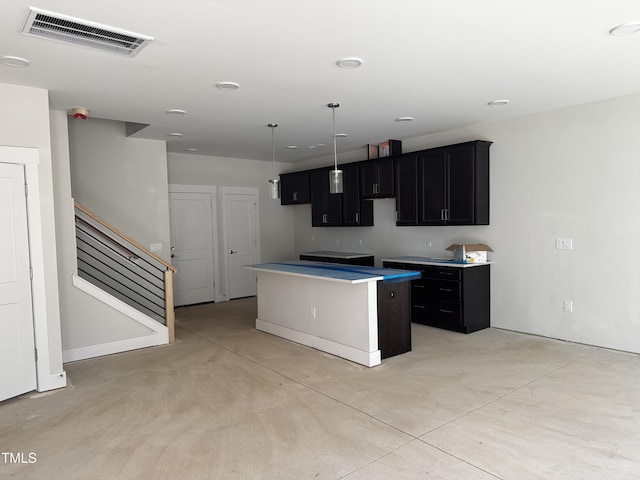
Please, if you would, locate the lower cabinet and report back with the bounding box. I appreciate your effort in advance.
[377,281,411,358]
[383,261,490,333]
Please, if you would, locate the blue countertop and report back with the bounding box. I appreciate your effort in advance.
[300,251,374,259]
[382,256,492,268]
[246,261,421,284]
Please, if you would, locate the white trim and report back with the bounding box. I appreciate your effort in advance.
[64,275,168,362]
[168,184,221,302]
[220,186,261,300]
[0,146,67,393]
[256,319,381,367]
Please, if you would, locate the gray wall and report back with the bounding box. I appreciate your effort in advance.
[292,92,640,354]
[68,117,172,262]
[50,112,156,352]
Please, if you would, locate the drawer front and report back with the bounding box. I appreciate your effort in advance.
[412,279,460,302]
[417,266,461,281]
[412,301,462,330]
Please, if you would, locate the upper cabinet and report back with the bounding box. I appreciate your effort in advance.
[310,164,373,227]
[342,163,374,226]
[310,168,343,226]
[284,140,491,228]
[280,171,310,205]
[360,157,394,199]
[418,140,490,226]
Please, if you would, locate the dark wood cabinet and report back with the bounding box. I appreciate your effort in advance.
[311,168,342,226]
[342,163,373,226]
[383,261,490,334]
[394,154,419,225]
[280,171,310,205]
[377,281,411,358]
[361,157,394,199]
[417,140,490,226]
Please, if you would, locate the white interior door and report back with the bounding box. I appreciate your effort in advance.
[0,162,36,402]
[169,192,216,306]
[222,189,259,299]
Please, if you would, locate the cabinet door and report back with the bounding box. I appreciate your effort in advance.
[395,154,418,225]
[360,158,394,198]
[376,158,395,197]
[342,164,373,226]
[280,171,310,205]
[446,146,475,225]
[310,169,342,226]
[418,150,447,225]
[360,161,378,198]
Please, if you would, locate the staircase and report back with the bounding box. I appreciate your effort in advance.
[73,202,176,342]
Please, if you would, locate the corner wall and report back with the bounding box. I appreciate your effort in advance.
[0,83,65,387]
[293,92,640,354]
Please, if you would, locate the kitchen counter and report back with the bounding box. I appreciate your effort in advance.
[381,256,492,268]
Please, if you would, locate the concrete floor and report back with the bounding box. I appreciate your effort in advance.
[2,297,640,479]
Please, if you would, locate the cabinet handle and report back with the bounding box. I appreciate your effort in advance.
[293,192,298,201]
[439,288,453,292]
[355,212,360,223]
[413,305,426,309]
[439,309,453,314]
[439,272,453,276]
[395,211,399,222]
[374,183,379,194]
[441,209,445,221]
[413,284,425,288]
[322,213,327,223]
[445,208,449,221]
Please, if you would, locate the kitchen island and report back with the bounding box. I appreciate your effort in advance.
[245,261,420,367]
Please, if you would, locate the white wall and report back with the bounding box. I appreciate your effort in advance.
[293,92,640,354]
[167,153,295,264]
[0,83,64,382]
[68,117,172,262]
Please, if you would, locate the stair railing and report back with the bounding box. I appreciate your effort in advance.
[74,201,177,342]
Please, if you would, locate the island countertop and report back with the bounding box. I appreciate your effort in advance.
[246,260,420,284]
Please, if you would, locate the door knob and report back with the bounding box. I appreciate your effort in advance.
[229,250,237,254]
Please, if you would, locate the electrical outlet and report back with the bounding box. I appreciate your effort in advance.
[556,238,573,250]
[150,243,162,252]
[424,240,432,248]
[564,300,573,312]
[309,306,317,318]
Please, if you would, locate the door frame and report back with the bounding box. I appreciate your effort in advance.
[220,187,261,300]
[168,184,222,302]
[1,146,67,393]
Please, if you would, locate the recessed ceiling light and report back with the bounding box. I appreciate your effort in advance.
[396,116,414,122]
[166,109,187,115]
[167,132,183,137]
[609,22,640,36]
[488,99,510,106]
[285,145,298,149]
[215,81,240,91]
[337,57,364,69]
[185,148,198,152]
[0,56,30,67]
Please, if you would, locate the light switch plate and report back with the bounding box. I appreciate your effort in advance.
[556,238,573,250]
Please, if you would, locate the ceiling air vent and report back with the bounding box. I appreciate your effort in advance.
[21,8,153,57]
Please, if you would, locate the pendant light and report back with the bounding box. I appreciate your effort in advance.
[328,103,343,194]
[267,123,280,200]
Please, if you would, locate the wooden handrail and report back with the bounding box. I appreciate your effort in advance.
[74,201,176,273]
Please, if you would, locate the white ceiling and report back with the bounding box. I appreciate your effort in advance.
[2,1,640,164]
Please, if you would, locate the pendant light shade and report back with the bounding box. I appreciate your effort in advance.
[268,123,280,200]
[328,103,343,194]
